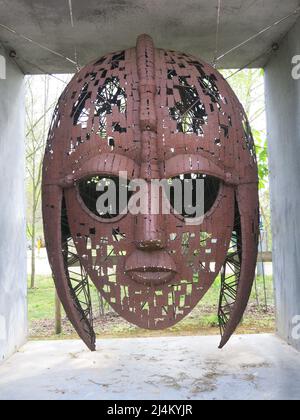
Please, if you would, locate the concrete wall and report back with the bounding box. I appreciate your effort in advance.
[0,46,27,362]
[265,18,300,351]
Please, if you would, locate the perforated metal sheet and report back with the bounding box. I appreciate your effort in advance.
[42,35,259,351]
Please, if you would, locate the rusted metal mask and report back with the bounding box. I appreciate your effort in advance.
[42,35,259,351]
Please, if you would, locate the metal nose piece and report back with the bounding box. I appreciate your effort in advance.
[136,238,164,251]
[133,178,167,250]
[135,212,167,250]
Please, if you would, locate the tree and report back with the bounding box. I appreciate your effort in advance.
[222,68,269,190]
[25,75,69,289]
[223,69,271,250]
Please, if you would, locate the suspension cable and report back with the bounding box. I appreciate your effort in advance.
[214,6,300,64]
[212,0,222,67]
[1,5,299,74]
[68,0,81,71]
[0,22,78,68]
[68,0,75,28]
[20,57,70,84]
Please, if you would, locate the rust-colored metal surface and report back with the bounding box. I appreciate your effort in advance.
[42,35,259,351]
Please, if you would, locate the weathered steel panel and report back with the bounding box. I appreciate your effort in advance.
[42,35,259,350]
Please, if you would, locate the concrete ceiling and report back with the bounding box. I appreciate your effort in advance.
[0,0,299,74]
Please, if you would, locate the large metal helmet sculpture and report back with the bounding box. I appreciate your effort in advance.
[42,35,259,351]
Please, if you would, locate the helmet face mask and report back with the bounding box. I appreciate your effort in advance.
[43,35,259,350]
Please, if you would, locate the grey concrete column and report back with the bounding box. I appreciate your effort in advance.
[0,46,27,362]
[265,18,300,351]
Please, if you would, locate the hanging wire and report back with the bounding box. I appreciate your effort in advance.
[19,57,70,84]
[68,0,81,72]
[209,1,300,125]
[74,46,80,71]
[224,17,291,80]
[0,22,78,68]
[212,0,222,67]
[225,46,273,80]
[214,6,300,64]
[68,0,75,28]
[1,5,299,76]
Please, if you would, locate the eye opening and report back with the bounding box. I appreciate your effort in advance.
[77,175,132,221]
[166,173,221,219]
[76,173,221,221]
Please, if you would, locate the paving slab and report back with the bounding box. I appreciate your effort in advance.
[0,334,299,400]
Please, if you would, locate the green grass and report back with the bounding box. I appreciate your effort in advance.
[28,274,275,340]
[28,276,57,320]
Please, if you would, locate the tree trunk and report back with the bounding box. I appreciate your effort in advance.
[30,199,36,289]
[55,291,62,335]
[98,293,105,317]
[30,231,36,289]
[30,162,36,289]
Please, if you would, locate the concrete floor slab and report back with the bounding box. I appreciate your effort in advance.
[0,334,299,400]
